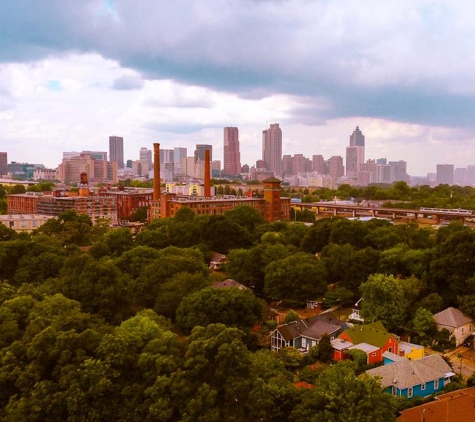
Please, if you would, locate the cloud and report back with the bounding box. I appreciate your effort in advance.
[112,74,144,90]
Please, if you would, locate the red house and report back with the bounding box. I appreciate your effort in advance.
[333,321,399,364]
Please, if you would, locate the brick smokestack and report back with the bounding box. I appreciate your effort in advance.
[204,149,211,197]
[153,143,160,200]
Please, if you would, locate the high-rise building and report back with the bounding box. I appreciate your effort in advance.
[282,155,292,175]
[195,144,212,162]
[312,155,325,174]
[436,164,454,185]
[174,147,187,176]
[389,160,408,182]
[454,168,467,186]
[262,123,282,176]
[346,146,364,177]
[223,127,241,176]
[0,152,7,176]
[467,165,475,186]
[140,147,152,173]
[109,136,124,169]
[291,154,307,175]
[350,126,365,147]
[328,156,344,178]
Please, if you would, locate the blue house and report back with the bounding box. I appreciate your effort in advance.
[366,352,455,399]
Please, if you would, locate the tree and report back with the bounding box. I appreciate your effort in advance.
[134,247,209,308]
[291,361,397,421]
[360,274,409,331]
[176,287,262,333]
[412,307,436,339]
[284,310,299,324]
[316,333,333,362]
[264,253,327,303]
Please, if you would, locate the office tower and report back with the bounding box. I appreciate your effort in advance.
[282,155,292,175]
[346,146,364,177]
[0,152,7,176]
[223,127,241,176]
[256,159,266,169]
[211,160,221,178]
[312,155,324,174]
[174,147,187,176]
[436,164,454,185]
[389,160,408,182]
[328,156,344,178]
[195,144,212,162]
[262,123,282,176]
[467,165,475,186]
[350,126,365,147]
[109,136,124,169]
[291,154,306,175]
[376,158,387,165]
[454,168,468,186]
[375,164,395,183]
[140,147,152,173]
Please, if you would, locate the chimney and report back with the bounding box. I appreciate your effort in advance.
[153,143,160,200]
[204,148,211,197]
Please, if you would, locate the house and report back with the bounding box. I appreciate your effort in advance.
[397,387,475,421]
[207,251,227,270]
[270,313,347,352]
[366,352,454,399]
[335,321,399,364]
[211,279,248,290]
[398,341,425,360]
[433,307,474,346]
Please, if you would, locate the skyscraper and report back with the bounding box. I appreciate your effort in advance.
[346,126,365,178]
[195,144,212,162]
[436,164,454,185]
[350,126,365,147]
[223,127,241,176]
[109,136,124,169]
[0,152,7,176]
[262,123,282,176]
[140,147,152,173]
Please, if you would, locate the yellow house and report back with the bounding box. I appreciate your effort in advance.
[399,341,425,360]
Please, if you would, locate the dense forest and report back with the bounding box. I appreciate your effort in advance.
[2,182,475,420]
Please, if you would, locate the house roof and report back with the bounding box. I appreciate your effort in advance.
[366,354,453,390]
[274,313,347,342]
[382,351,406,363]
[397,387,475,422]
[348,342,379,354]
[331,338,354,351]
[341,321,395,348]
[398,341,424,356]
[433,307,473,328]
[208,251,227,263]
[212,279,248,290]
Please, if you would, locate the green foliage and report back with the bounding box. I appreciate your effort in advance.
[264,252,327,303]
[284,310,299,324]
[291,361,397,421]
[412,307,436,338]
[316,333,333,363]
[360,274,409,331]
[277,347,303,370]
[176,287,262,333]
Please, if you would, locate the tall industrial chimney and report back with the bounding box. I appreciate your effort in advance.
[153,143,160,200]
[204,149,211,197]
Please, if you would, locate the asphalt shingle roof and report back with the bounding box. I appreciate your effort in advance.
[433,307,472,328]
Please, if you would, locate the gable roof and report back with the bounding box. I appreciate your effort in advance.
[433,307,473,328]
[398,387,475,422]
[212,279,248,290]
[274,313,347,342]
[366,354,453,390]
[341,321,395,348]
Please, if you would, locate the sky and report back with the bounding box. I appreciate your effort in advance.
[1,1,475,176]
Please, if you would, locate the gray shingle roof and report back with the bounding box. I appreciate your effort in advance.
[366,354,452,390]
[433,307,472,328]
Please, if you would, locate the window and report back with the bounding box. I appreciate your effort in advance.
[392,386,397,396]
[372,352,377,356]
[408,388,413,398]
[434,379,439,389]
[421,383,425,390]
[302,338,307,348]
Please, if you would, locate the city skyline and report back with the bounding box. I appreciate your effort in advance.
[2,2,475,175]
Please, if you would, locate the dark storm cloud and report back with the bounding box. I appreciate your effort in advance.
[2,0,475,129]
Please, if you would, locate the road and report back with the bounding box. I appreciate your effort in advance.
[445,346,475,380]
